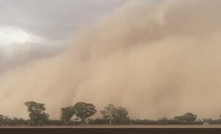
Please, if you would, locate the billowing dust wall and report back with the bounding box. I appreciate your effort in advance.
[1,0,221,119]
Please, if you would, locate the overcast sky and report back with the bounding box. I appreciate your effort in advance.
[0,0,132,46]
[0,0,133,72]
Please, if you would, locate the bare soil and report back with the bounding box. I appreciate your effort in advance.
[1,125,221,128]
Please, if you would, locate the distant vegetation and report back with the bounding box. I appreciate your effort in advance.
[0,101,221,126]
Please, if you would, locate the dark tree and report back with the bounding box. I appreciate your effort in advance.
[113,106,130,124]
[74,102,97,124]
[174,112,197,123]
[202,118,213,124]
[24,101,49,125]
[60,106,75,125]
[0,114,3,126]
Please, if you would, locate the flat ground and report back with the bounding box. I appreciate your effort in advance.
[1,125,221,128]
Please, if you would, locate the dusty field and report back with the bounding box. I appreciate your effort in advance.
[1,125,221,128]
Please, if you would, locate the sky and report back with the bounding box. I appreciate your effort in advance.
[0,0,132,72]
[0,0,131,44]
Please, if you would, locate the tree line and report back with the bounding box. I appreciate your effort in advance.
[0,101,220,126]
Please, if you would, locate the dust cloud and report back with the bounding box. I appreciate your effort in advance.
[1,0,221,120]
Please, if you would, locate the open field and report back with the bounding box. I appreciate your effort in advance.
[1,125,221,128]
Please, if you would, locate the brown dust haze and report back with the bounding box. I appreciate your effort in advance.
[1,0,221,120]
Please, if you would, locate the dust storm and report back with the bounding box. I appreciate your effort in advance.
[0,0,221,120]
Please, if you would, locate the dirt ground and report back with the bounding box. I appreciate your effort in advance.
[1,125,221,128]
